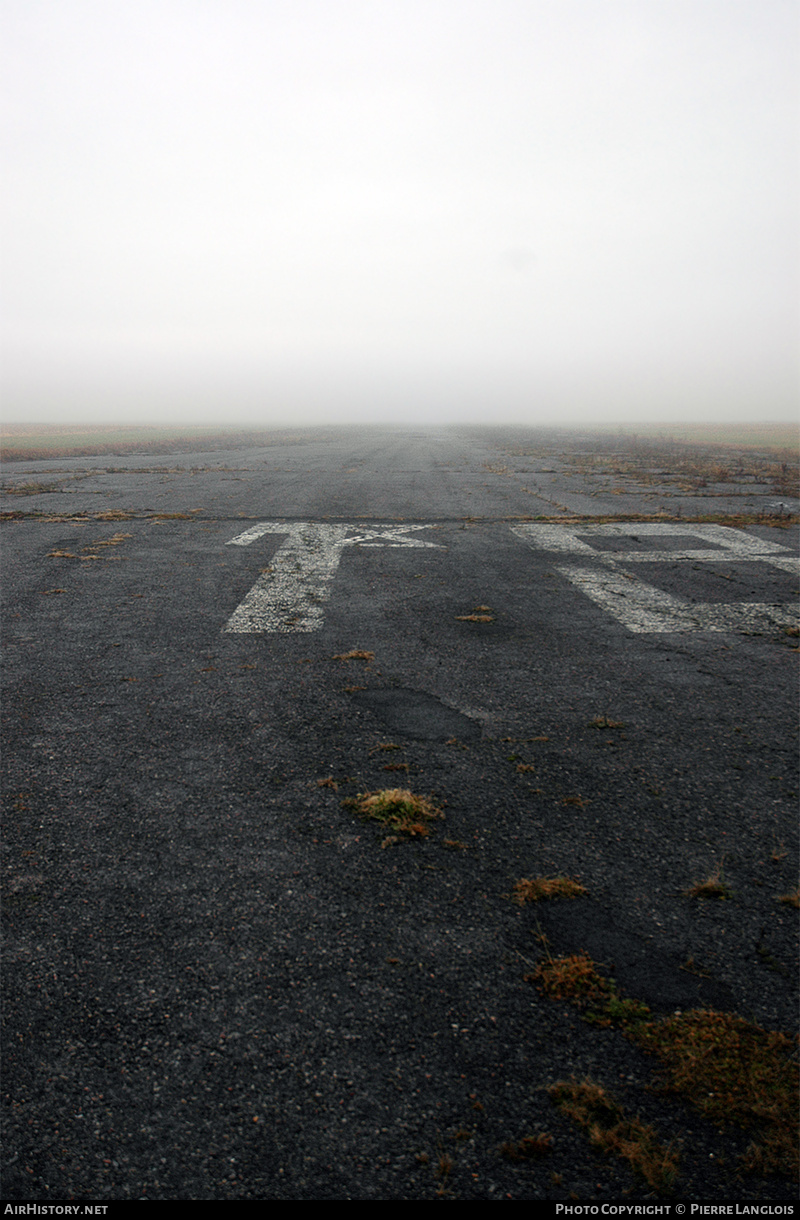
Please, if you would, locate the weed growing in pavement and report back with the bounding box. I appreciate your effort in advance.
[455,607,494,622]
[526,951,612,1010]
[501,735,549,743]
[499,1132,552,1160]
[548,1079,679,1193]
[527,947,799,1180]
[86,532,131,548]
[685,860,733,900]
[633,1011,799,1179]
[333,649,374,662]
[590,716,625,730]
[436,1152,453,1179]
[512,876,587,904]
[343,788,443,846]
[777,889,799,908]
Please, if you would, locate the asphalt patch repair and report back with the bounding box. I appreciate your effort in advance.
[527,896,737,1013]
[349,687,482,742]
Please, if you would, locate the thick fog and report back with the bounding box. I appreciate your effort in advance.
[2,0,797,428]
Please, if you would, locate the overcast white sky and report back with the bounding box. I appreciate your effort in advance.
[2,0,798,428]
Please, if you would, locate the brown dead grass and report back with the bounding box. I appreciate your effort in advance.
[88,532,131,547]
[685,861,732,900]
[344,788,443,845]
[333,649,375,662]
[632,1010,799,1179]
[526,952,610,1006]
[549,1079,679,1192]
[499,1132,552,1160]
[512,876,587,904]
[528,947,799,1180]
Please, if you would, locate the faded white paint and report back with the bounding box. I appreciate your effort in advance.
[511,522,799,634]
[223,521,442,633]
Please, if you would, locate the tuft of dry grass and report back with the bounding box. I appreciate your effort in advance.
[343,788,443,845]
[777,889,799,908]
[561,795,590,809]
[526,952,610,1007]
[456,612,494,622]
[85,532,131,548]
[499,1132,552,1160]
[512,876,586,904]
[527,950,651,1030]
[435,1150,453,1182]
[685,861,732,900]
[549,1079,679,1192]
[333,649,374,662]
[590,716,625,730]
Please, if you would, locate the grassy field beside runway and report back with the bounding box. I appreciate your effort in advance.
[0,425,311,462]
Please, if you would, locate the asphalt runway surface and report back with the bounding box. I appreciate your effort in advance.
[2,427,798,1201]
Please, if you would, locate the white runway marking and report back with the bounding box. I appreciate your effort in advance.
[511,523,799,634]
[223,522,442,633]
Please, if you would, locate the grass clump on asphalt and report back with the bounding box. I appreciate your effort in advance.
[685,861,733,900]
[344,788,443,846]
[549,1079,679,1193]
[499,1132,552,1160]
[631,1010,799,1179]
[527,951,608,1006]
[512,876,586,904]
[589,716,625,729]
